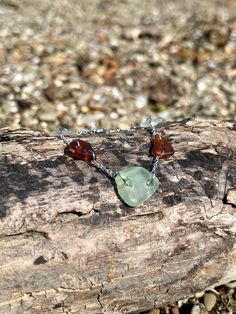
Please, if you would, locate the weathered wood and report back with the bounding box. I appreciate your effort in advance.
[0,120,236,314]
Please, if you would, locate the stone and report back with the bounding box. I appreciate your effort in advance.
[38,105,57,122]
[190,304,201,314]
[65,139,95,162]
[226,189,236,206]
[148,310,160,314]
[115,166,159,207]
[203,292,217,311]
[225,280,236,288]
[150,135,174,159]
[43,83,71,102]
[135,94,148,108]
[195,291,205,299]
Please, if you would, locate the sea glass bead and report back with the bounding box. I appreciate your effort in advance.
[115,166,159,207]
[65,139,95,161]
[150,135,174,159]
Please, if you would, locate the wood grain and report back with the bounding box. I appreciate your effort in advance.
[0,120,236,314]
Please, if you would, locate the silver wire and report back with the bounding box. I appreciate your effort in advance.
[91,160,118,178]
[58,127,70,145]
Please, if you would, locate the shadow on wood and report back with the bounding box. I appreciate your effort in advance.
[0,120,236,313]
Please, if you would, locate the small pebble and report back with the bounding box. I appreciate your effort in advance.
[135,94,148,108]
[38,107,57,122]
[225,280,236,288]
[190,304,201,314]
[226,189,236,206]
[203,292,217,311]
[195,291,205,299]
[148,309,160,314]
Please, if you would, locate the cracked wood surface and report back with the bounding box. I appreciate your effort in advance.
[0,120,236,314]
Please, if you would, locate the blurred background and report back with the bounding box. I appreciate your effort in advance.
[0,0,235,132]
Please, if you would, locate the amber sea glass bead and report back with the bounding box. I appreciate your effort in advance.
[150,135,174,159]
[65,139,95,161]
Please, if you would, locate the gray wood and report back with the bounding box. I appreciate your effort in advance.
[0,120,236,314]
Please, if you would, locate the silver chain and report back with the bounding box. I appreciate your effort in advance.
[91,160,118,178]
[151,157,160,175]
[59,118,162,179]
[59,127,70,145]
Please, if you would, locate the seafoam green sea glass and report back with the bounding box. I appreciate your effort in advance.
[115,166,159,207]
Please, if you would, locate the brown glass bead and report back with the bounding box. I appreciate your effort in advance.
[64,139,95,161]
[150,135,174,159]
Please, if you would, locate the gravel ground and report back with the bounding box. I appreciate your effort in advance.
[0,1,236,313]
[0,0,235,133]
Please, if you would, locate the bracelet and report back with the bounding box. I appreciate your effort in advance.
[59,118,174,207]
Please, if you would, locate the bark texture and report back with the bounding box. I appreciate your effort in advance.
[0,120,236,314]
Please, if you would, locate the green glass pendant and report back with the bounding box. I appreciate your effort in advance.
[115,166,159,207]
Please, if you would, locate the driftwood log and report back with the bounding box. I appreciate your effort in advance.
[0,120,236,314]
